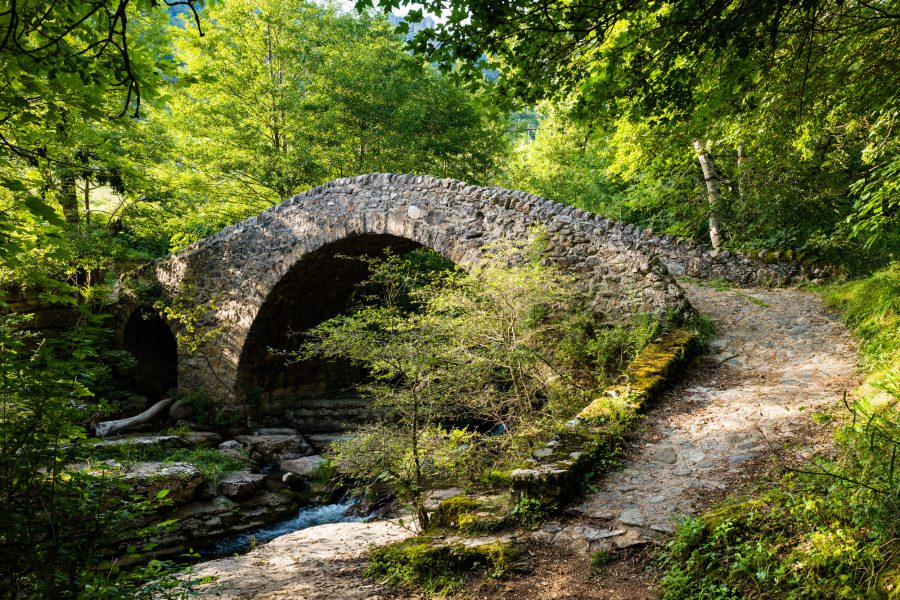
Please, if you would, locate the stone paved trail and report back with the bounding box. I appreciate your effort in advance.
[185,283,858,599]
[494,282,859,598]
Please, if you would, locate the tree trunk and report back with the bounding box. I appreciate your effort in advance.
[94,398,174,438]
[736,143,746,204]
[693,140,723,252]
[83,179,91,227]
[59,176,79,224]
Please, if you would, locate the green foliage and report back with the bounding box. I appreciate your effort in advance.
[459,0,900,266]
[818,264,900,372]
[130,0,508,251]
[585,315,667,388]
[166,449,248,488]
[303,240,670,524]
[365,536,522,594]
[110,444,251,488]
[307,458,338,486]
[590,549,615,572]
[510,495,555,528]
[0,308,182,597]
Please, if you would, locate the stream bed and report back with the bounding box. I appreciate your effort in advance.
[204,499,367,557]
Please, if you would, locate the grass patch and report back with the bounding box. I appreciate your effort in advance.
[94,443,251,487]
[590,549,615,572]
[817,264,900,372]
[165,448,250,486]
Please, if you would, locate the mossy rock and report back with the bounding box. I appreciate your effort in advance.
[430,494,512,534]
[579,328,699,421]
[431,496,481,530]
[512,328,699,500]
[366,536,525,594]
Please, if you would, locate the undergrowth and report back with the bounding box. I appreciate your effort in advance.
[659,263,900,599]
[818,264,900,372]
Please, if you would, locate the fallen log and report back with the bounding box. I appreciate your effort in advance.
[95,398,174,438]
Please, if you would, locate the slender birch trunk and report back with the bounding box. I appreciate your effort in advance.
[693,139,723,252]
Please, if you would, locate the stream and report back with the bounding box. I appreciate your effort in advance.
[204,499,367,557]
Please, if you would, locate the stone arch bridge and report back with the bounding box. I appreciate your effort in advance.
[120,173,805,431]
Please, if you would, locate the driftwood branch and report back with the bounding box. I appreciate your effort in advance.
[95,398,173,438]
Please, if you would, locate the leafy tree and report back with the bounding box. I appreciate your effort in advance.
[292,238,656,525]
[295,252,472,527]
[0,0,192,236]
[147,0,507,251]
[385,0,899,263]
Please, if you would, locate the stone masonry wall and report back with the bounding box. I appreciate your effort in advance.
[128,173,815,425]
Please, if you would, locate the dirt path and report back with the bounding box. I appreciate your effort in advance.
[184,283,857,599]
[480,283,859,599]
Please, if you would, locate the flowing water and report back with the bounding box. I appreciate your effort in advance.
[205,499,367,557]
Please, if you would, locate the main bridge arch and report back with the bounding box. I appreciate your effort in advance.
[132,173,692,428]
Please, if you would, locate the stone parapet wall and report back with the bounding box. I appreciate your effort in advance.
[613,226,823,286]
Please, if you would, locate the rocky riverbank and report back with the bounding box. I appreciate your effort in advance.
[79,427,345,558]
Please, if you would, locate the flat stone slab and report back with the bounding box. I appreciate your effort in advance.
[618,509,646,527]
[121,461,204,503]
[235,434,313,461]
[185,520,412,599]
[180,431,222,448]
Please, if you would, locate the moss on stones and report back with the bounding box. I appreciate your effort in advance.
[430,494,513,534]
[510,328,700,500]
[430,496,481,530]
[365,535,524,594]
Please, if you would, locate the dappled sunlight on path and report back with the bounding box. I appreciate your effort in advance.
[537,284,857,555]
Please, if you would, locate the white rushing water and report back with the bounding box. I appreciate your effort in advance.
[208,499,367,556]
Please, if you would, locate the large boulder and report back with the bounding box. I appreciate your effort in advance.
[235,433,313,462]
[280,455,327,478]
[121,462,205,503]
[218,472,266,498]
[180,431,222,448]
[153,490,298,552]
[217,439,247,461]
